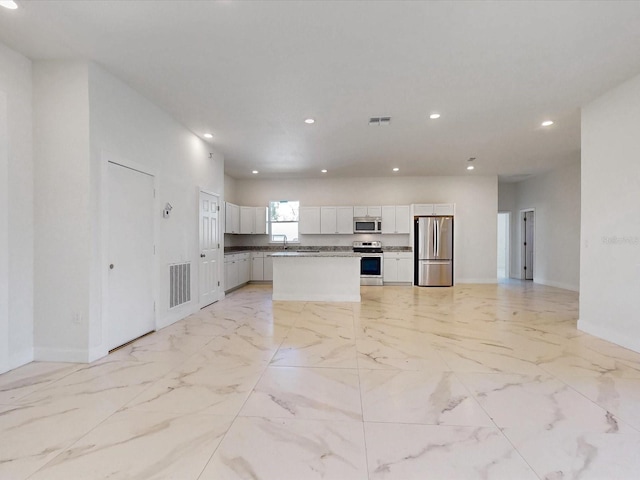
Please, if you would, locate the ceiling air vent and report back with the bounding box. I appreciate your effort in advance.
[369,117,391,126]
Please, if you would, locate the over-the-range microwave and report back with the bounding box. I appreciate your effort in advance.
[353,217,382,234]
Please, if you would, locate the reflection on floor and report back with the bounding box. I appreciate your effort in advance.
[2,282,640,479]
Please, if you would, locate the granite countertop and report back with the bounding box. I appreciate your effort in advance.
[225,246,412,254]
[270,251,361,258]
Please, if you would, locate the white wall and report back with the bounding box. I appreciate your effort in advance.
[33,62,92,361]
[504,160,581,290]
[579,72,640,352]
[230,175,498,283]
[31,61,224,363]
[87,63,224,356]
[224,174,239,205]
[0,44,34,373]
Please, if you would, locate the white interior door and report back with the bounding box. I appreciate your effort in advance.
[523,210,534,280]
[108,162,155,350]
[199,191,220,308]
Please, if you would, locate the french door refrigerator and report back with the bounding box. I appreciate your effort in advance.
[415,216,453,286]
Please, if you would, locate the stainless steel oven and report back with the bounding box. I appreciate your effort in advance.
[353,241,383,286]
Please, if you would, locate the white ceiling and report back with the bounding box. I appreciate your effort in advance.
[2,1,640,180]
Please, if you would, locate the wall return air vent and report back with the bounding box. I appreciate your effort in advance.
[369,117,391,126]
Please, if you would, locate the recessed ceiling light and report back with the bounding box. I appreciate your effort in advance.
[0,1,18,9]
[467,165,475,171]
[203,133,213,139]
[429,113,441,119]
[304,118,315,124]
[252,170,258,174]
[541,120,554,127]
[392,167,399,172]
[321,169,327,173]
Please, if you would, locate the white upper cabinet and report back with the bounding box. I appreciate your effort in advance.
[299,206,321,234]
[225,202,240,234]
[336,206,354,234]
[412,203,455,216]
[254,207,267,235]
[354,206,381,217]
[320,207,337,234]
[240,206,254,234]
[320,206,353,234]
[381,205,410,234]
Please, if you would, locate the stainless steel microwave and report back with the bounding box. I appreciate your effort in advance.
[353,217,382,234]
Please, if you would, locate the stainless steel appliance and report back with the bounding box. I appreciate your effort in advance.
[353,217,382,234]
[353,241,383,286]
[415,216,453,286]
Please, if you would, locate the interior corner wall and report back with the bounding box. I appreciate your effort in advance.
[508,159,581,291]
[233,175,498,283]
[0,43,34,373]
[224,174,238,204]
[579,72,640,353]
[87,63,224,358]
[33,61,92,362]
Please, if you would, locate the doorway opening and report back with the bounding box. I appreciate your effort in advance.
[497,212,510,279]
[521,209,535,280]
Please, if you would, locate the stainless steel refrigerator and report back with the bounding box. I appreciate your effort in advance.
[415,216,453,286]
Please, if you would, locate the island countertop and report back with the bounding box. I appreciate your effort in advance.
[269,251,361,258]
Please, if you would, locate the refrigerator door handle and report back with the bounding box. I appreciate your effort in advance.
[435,219,439,257]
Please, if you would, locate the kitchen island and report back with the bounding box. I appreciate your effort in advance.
[271,251,361,302]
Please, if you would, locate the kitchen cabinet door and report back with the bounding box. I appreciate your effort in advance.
[299,206,321,234]
[254,207,267,234]
[336,207,354,234]
[383,257,398,282]
[251,255,264,281]
[395,205,411,234]
[397,257,414,282]
[367,206,382,217]
[238,255,250,284]
[240,206,254,234]
[353,206,367,217]
[381,206,396,234]
[224,257,239,290]
[225,202,240,234]
[320,207,337,234]
[434,203,455,216]
[263,255,273,281]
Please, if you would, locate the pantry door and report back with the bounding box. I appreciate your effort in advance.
[107,161,155,350]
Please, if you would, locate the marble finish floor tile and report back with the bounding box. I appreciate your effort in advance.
[503,427,640,480]
[0,403,114,480]
[458,372,633,432]
[124,362,264,415]
[365,422,538,480]
[240,366,362,421]
[199,416,368,480]
[28,410,233,480]
[360,369,493,426]
[2,281,640,479]
[0,361,80,404]
[271,328,358,368]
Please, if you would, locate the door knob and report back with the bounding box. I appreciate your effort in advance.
[109,264,114,270]
[200,254,206,258]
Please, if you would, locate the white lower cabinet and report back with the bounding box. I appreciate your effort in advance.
[250,252,273,281]
[224,252,250,291]
[383,252,413,283]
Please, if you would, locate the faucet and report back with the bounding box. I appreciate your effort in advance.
[282,234,288,250]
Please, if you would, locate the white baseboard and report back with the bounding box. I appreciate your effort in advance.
[456,278,498,284]
[34,346,90,363]
[578,319,640,354]
[534,278,579,292]
[10,348,34,370]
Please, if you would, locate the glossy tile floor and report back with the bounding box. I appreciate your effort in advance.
[2,282,640,479]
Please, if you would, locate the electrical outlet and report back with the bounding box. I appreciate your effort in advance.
[72,313,82,325]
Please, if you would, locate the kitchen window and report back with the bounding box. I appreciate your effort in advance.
[269,200,299,243]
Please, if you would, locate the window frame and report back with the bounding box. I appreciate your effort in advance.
[268,200,300,244]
